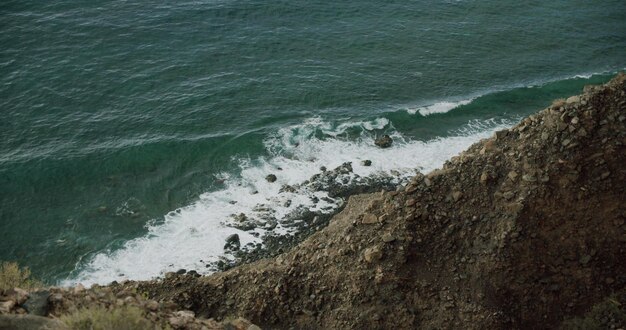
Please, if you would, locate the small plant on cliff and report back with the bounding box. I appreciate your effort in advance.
[60,305,161,330]
[0,261,42,291]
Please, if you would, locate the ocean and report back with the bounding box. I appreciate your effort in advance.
[1,0,624,286]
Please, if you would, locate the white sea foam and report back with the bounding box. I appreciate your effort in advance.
[65,116,512,287]
[407,99,473,116]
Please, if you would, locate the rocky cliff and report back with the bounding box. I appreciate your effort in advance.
[2,73,625,329]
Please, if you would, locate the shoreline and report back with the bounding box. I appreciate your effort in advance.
[1,73,625,329]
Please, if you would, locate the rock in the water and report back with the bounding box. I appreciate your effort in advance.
[225,234,241,251]
[361,160,372,166]
[266,174,277,182]
[279,184,296,193]
[374,135,393,148]
[187,270,200,277]
[176,269,186,275]
[233,213,248,222]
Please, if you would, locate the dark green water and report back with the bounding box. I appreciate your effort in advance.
[1,0,624,285]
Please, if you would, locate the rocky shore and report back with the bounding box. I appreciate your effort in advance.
[1,73,625,329]
[219,161,407,272]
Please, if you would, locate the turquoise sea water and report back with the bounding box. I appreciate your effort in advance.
[1,0,624,285]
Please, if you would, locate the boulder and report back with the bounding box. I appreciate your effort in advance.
[361,213,379,224]
[21,290,49,317]
[374,135,393,148]
[225,234,241,251]
[364,246,383,263]
[168,310,195,329]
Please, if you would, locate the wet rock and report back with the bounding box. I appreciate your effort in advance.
[233,213,248,222]
[187,270,200,278]
[225,234,241,251]
[264,220,278,230]
[361,160,372,166]
[176,269,186,275]
[374,135,393,148]
[336,162,353,174]
[266,174,277,183]
[279,185,296,193]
